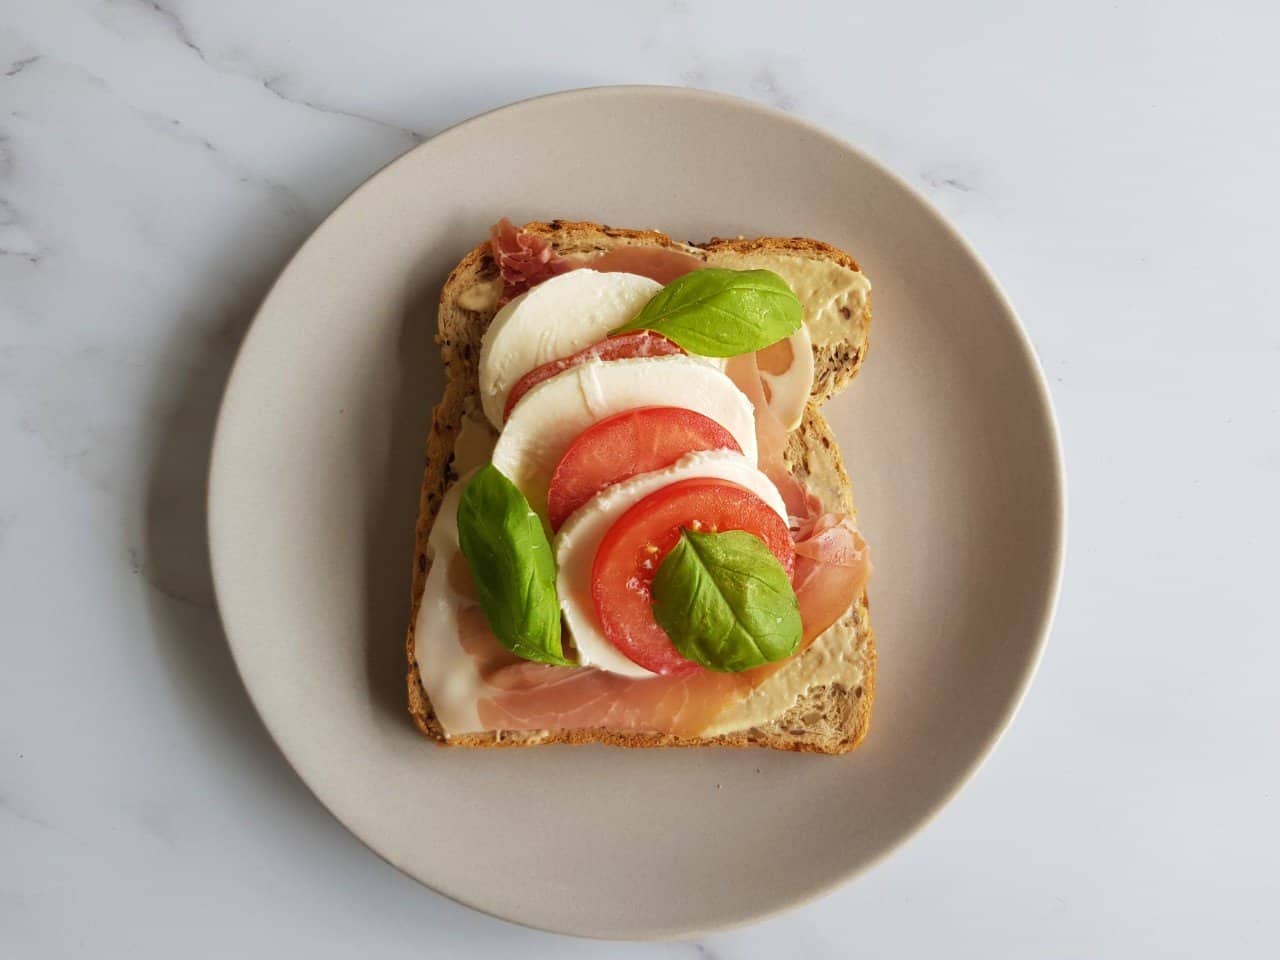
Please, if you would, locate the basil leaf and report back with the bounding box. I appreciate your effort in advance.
[612,268,802,357]
[456,464,572,666]
[650,529,801,672]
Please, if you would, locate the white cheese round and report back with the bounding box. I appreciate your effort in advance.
[414,478,485,734]
[477,270,662,427]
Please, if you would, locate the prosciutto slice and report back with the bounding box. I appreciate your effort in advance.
[724,352,818,521]
[792,514,871,643]
[490,219,704,304]
[490,218,573,304]
[726,349,871,641]
[573,245,705,285]
[446,492,869,736]
[447,552,750,734]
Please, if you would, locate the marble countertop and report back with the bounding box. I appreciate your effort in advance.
[3,1,1277,956]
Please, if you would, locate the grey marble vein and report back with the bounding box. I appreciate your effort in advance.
[682,943,722,960]
[110,0,422,141]
[748,66,798,111]
[3,54,41,78]
[117,0,208,63]
[922,170,976,193]
[259,73,424,143]
[0,791,54,832]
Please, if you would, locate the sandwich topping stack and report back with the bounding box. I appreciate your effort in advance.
[406,219,876,753]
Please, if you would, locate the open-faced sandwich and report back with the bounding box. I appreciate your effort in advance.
[406,219,874,753]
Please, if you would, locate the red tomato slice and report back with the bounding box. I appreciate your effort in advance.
[502,331,684,420]
[547,406,741,531]
[591,478,795,676]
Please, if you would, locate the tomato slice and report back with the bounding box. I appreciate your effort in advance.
[591,478,795,676]
[547,406,741,531]
[503,331,684,420]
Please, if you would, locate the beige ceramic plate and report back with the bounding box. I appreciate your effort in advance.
[209,86,1064,939]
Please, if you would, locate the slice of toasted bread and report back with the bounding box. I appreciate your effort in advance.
[406,221,875,754]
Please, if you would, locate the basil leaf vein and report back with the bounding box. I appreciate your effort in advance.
[650,528,801,672]
[456,464,572,666]
[612,268,802,357]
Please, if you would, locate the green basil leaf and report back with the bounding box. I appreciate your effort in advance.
[650,528,801,672]
[456,464,572,666]
[612,268,803,357]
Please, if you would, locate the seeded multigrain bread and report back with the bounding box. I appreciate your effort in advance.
[406,220,875,754]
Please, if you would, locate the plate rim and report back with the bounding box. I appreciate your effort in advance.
[207,83,1067,940]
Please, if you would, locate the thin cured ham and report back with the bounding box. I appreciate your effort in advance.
[477,662,751,737]
[490,218,703,304]
[727,349,872,641]
[444,503,869,737]
[448,551,751,734]
[724,352,819,521]
[792,514,871,643]
[490,218,573,304]
[573,245,704,285]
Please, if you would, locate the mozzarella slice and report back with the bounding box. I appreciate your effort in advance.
[491,355,758,517]
[414,477,485,734]
[554,450,788,677]
[477,270,662,427]
[757,325,815,431]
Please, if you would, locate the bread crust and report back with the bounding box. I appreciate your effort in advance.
[406,221,875,753]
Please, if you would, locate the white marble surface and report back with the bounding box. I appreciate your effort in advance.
[2,1,1277,955]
